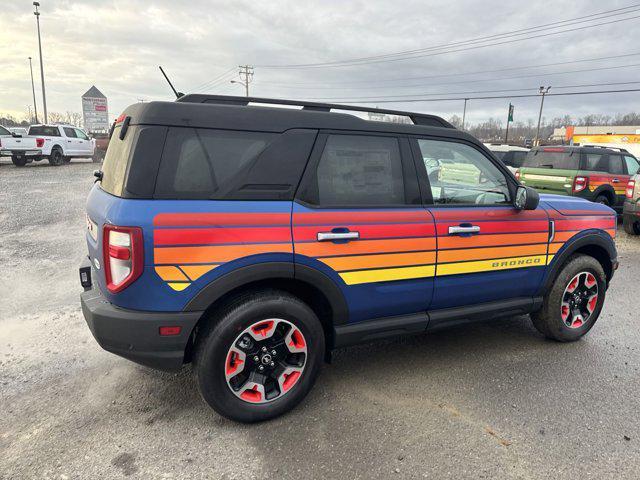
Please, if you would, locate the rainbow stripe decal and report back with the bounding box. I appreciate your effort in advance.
[587,174,630,195]
[153,213,293,291]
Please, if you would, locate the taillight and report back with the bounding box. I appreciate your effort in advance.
[36,137,44,148]
[103,224,143,293]
[515,170,521,180]
[626,179,636,199]
[573,176,588,193]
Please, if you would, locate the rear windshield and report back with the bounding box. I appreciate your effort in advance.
[522,150,579,170]
[28,126,61,136]
[100,126,135,196]
[154,127,276,199]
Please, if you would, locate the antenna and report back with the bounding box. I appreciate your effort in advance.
[158,66,183,98]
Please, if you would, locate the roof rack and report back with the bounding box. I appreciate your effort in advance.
[177,94,454,129]
[582,144,630,153]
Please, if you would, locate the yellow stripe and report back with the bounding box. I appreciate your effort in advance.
[155,266,189,282]
[339,265,435,285]
[168,282,190,291]
[547,254,555,264]
[437,255,547,276]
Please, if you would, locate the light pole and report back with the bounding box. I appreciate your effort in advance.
[535,86,551,146]
[28,57,39,123]
[230,80,249,97]
[33,2,47,124]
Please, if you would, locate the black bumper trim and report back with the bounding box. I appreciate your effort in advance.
[81,288,203,372]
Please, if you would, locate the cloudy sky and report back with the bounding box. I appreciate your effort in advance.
[1,0,639,127]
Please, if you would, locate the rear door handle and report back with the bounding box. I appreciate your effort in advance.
[317,231,360,242]
[448,225,481,235]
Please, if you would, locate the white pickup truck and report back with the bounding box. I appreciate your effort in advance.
[0,124,96,166]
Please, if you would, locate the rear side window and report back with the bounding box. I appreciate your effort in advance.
[510,151,528,168]
[100,126,135,196]
[313,134,405,206]
[583,154,609,172]
[28,126,60,136]
[155,128,276,199]
[523,150,579,170]
[608,154,625,174]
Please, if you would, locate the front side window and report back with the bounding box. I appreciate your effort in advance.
[417,139,510,205]
[313,134,405,206]
[0,125,10,135]
[75,128,89,140]
[63,127,77,138]
[624,155,640,175]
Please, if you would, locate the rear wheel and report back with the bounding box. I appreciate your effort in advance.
[594,194,611,207]
[11,155,27,167]
[48,147,64,166]
[531,255,606,342]
[194,290,324,423]
[623,216,640,235]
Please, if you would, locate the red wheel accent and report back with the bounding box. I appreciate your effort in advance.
[240,386,262,402]
[561,304,570,321]
[571,316,584,328]
[226,350,244,375]
[566,277,579,293]
[289,329,306,349]
[587,294,598,313]
[584,273,597,288]
[281,371,301,392]
[251,320,275,338]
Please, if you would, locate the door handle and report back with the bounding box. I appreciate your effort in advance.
[317,231,360,242]
[612,178,620,183]
[448,225,481,235]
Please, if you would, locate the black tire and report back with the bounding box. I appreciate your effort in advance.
[194,290,325,423]
[92,151,104,163]
[11,155,27,167]
[62,156,71,163]
[48,147,64,166]
[594,194,611,207]
[623,216,640,235]
[531,254,606,342]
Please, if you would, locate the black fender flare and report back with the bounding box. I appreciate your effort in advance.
[591,184,616,203]
[539,230,617,295]
[183,262,349,324]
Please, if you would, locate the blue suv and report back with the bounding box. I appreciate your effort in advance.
[81,96,618,422]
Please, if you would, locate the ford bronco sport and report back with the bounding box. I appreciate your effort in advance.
[517,145,640,211]
[80,96,618,422]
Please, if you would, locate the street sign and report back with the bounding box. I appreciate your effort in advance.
[82,86,109,133]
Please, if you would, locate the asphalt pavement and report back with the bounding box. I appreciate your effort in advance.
[1,159,639,479]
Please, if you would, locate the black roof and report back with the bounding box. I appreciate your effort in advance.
[121,95,479,142]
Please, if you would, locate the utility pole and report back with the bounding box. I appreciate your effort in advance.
[33,2,47,124]
[504,103,514,144]
[461,98,468,130]
[535,86,551,146]
[231,65,254,97]
[27,105,33,123]
[28,57,39,123]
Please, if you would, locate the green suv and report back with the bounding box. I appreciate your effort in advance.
[517,146,640,211]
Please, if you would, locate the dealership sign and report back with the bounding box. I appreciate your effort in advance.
[82,86,109,133]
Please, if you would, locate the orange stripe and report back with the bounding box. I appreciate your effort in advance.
[154,266,189,282]
[320,251,436,272]
[154,243,291,264]
[296,237,436,257]
[553,230,580,242]
[438,232,548,250]
[438,243,548,263]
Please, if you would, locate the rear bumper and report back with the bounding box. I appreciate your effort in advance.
[80,286,202,372]
[0,149,41,157]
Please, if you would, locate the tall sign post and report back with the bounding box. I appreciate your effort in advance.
[81,86,109,133]
[504,103,514,144]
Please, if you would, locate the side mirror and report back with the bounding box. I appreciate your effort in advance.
[514,185,539,210]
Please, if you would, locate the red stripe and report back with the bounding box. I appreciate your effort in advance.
[435,220,548,236]
[293,210,429,225]
[293,223,435,242]
[154,227,291,245]
[153,212,289,227]
[555,218,615,231]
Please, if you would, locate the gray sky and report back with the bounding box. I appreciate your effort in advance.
[2,0,640,126]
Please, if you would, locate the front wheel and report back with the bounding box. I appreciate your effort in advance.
[194,290,324,423]
[623,215,640,235]
[531,255,606,342]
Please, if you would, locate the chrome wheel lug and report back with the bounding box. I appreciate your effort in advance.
[262,346,267,352]
[271,350,277,356]
[270,362,275,367]
[253,356,259,362]
[258,365,264,371]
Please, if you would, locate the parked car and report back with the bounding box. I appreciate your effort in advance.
[623,173,640,234]
[90,131,110,162]
[80,96,618,422]
[484,143,529,173]
[27,124,96,166]
[517,145,640,212]
[0,124,42,165]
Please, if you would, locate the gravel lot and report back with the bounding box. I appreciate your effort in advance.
[1,159,639,479]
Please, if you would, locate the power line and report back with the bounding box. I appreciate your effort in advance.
[255,51,640,88]
[258,9,640,68]
[189,66,237,93]
[318,88,640,104]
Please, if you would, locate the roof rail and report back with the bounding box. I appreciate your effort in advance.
[176,94,454,129]
[583,144,630,153]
